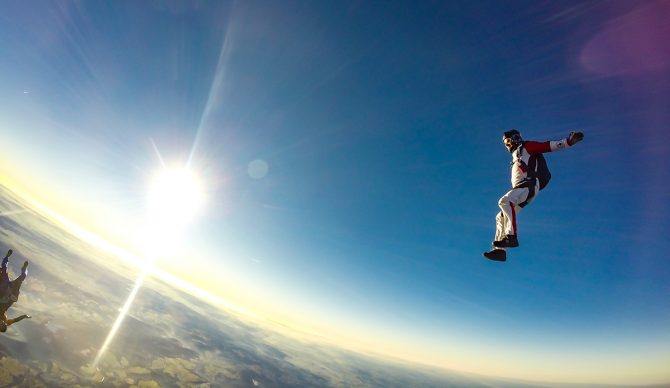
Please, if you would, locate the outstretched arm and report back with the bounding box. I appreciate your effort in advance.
[525,131,585,154]
[6,314,31,326]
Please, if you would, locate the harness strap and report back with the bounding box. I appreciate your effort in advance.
[514,178,537,208]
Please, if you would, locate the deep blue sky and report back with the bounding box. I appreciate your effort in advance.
[0,0,669,384]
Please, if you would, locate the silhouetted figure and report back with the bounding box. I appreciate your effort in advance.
[0,249,31,332]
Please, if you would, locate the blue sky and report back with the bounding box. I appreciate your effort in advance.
[0,0,669,384]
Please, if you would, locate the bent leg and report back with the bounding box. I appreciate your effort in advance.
[9,266,27,299]
[0,250,14,288]
[0,261,9,299]
[495,211,507,243]
[0,257,8,284]
[498,188,529,236]
[9,278,24,298]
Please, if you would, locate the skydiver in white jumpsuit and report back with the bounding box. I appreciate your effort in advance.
[484,129,584,261]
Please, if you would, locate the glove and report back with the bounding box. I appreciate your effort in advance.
[567,131,584,146]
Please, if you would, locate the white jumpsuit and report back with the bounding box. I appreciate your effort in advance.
[495,138,571,244]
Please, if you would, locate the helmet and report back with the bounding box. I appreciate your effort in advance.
[502,129,523,152]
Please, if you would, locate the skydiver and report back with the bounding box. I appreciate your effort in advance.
[483,129,584,262]
[0,249,31,332]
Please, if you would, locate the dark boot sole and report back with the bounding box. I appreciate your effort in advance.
[483,250,507,262]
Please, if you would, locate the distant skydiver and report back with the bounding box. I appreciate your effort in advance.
[483,130,584,262]
[0,249,31,332]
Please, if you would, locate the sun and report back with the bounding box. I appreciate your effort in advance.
[147,166,205,228]
[93,165,206,369]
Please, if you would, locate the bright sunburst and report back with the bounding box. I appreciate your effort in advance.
[147,167,205,226]
[93,164,207,370]
[144,166,206,253]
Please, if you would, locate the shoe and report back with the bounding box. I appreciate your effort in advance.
[483,249,506,262]
[493,235,519,248]
[22,261,28,271]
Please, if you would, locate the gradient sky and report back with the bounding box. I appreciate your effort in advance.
[1,0,669,385]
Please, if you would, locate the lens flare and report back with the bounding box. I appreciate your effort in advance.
[93,165,206,369]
